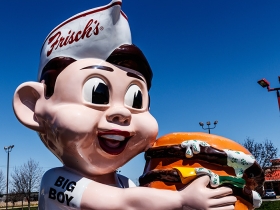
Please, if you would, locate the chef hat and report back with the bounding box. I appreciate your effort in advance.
[38,0,132,80]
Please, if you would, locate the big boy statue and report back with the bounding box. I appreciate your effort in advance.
[13,1,237,209]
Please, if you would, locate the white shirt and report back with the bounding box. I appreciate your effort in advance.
[38,167,136,210]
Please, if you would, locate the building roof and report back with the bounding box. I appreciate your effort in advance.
[265,158,280,181]
[265,170,280,181]
[271,158,280,166]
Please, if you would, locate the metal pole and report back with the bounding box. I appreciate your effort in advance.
[6,151,9,210]
[4,145,14,210]
[207,125,210,134]
[277,90,280,111]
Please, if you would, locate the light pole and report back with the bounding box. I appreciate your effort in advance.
[4,145,14,210]
[257,77,280,111]
[199,121,218,134]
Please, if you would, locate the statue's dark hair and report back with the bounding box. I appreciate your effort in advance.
[39,44,153,98]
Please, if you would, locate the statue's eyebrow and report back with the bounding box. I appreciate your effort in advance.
[126,72,144,82]
[80,65,144,82]
[80,65,114,72]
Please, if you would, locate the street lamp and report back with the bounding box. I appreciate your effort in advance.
[199,121,218,134]
[4,145,14,210]
[257,77,280,111]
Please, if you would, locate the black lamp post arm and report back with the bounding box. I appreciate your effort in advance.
[199,121,218,134]
[200,124,217,134]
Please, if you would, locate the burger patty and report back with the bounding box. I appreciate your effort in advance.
[143,144,264,194]
[145,144,263,178]
[139,168,257,207]
[140,169,181,185]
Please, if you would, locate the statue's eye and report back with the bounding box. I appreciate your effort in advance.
[124,85,143,109]
[83,78,109,104]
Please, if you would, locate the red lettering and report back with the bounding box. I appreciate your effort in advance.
[68,32,75,44]
[75,31,82,42]
[81,19,93,39]
[58,37,65,49]
[47,32,61,56]
[46,19,102,57]
[93,23,99,35]
[74,31,82,42]
[63,30,71,46]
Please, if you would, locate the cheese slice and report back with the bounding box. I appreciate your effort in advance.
[173,167,197,184]
[173,167,245,188]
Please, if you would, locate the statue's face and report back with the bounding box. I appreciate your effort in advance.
[36,58,158,176]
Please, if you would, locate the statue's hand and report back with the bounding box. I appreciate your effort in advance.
[180,175,236,210]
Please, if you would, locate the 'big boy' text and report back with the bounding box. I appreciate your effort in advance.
[49,176,76,206]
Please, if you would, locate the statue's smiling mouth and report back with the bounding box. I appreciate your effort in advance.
[98,130,132,155]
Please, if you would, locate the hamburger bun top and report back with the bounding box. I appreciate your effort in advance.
[153,132,251,155]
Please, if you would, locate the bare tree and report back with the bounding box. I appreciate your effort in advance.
[243,137,278,169]
[0,170,5,195]
[11,159,44,210]
[11,166,26,209]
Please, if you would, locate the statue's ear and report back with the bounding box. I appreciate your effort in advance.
[13,82,46,133]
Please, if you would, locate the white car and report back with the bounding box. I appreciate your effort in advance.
[262,189,276,199]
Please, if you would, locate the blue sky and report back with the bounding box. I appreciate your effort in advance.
[1,0,280,184]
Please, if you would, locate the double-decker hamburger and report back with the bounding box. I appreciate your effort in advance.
[139,132,264,210]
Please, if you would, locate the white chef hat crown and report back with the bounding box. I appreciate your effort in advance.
[38,0,131,80]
